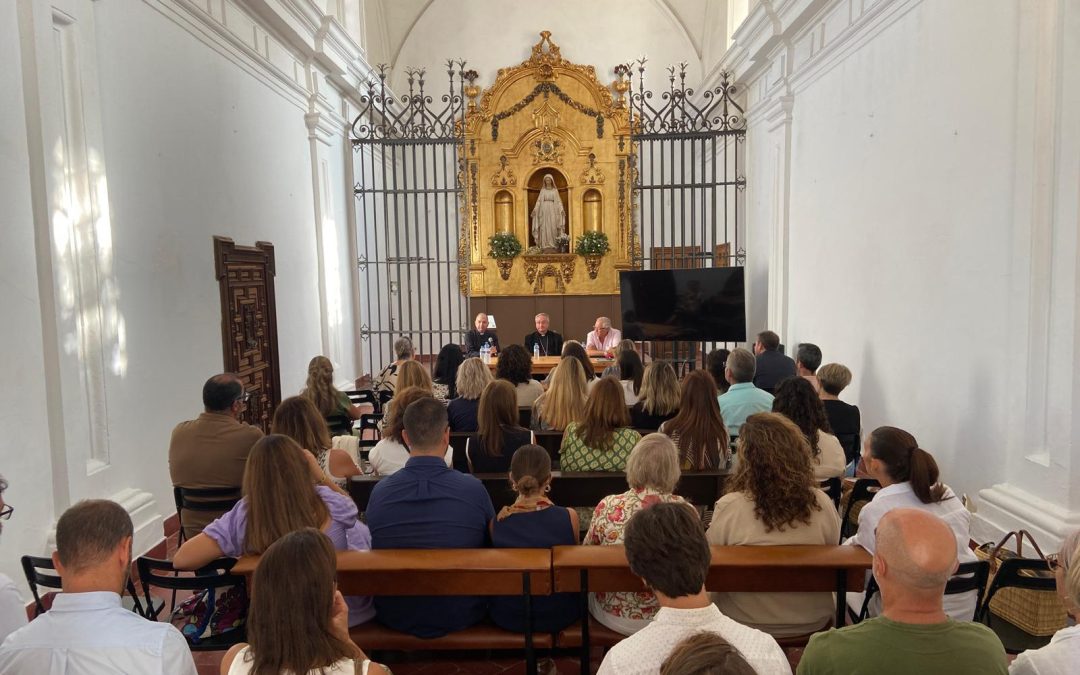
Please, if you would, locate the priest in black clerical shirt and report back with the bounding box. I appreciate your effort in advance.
[465,312,500,357]
[524,312,563,357]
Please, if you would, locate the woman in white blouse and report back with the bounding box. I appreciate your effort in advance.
[846,426,978,620]
[1010,529,1080,674]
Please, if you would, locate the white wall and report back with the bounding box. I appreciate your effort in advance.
[1,0,370,596]
[727,0,1080,547]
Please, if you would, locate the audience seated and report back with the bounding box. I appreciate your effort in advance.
[596,502,790,675]
[303,356,363,434]
[798,509,1006,675]
[707,348,732,395]
[489,445,581,633]
[586,316,623,356]
[753,330,796,394]
[495,344,544,407]
[169,373,263,539]
[560,377,642,472]
[617,348,645,406]
[818,363,862,445]
[272,396,360,489]
[0,475,26,643]
[584,434,694,635]
[524,312,563,357]
[447,358,492,432]
[0,500,198,674]
[630,361,681,430]
[373,337,414,396]
[531,357,587,431]
[219,528,389,675]
[601,339,639,379]
[845,427,978,621]
[465,312,500,357]
[772,377,846,479]
[365,397,496,638]
[660,631,757,675]
[659,370,730,470]
[1010,528,1080,674]
[562,340,598,387]
[467,380,535,473]
[796,343,823,393]
[707,413,840,637]
[432,343,464,402]
[717,348,774,437]
[369,388,452,476]
[395,359,433,394]
[173,435,374,626]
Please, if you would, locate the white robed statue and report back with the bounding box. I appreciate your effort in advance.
[531,173,566,251]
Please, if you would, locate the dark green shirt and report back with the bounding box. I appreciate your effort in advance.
[797,616,1007,675]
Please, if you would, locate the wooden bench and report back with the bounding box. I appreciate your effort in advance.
[234,548,554,675]
[348,470,728,513]
[552,544,873,674]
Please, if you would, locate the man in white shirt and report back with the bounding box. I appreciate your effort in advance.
[0,475,27,644]
[585,316,622,356]
[0,499,197,675]
[597,502,791,675]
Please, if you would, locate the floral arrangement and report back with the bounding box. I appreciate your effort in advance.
[488,231,523,259]
[574,231,611,256]
[554,234,571,252]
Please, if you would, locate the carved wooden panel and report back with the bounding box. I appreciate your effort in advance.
[214,237,281,433]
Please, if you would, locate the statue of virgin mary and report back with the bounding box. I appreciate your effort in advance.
[530,173,566,251]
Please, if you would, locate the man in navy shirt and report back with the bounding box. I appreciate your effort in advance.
[365,396,495,637]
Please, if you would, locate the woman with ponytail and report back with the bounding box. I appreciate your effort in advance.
[846,426,977,620]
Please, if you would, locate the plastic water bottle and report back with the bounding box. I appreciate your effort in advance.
[533,342,540,359]
[481,343,490,364]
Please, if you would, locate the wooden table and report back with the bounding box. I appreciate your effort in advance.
[487,355,613,375]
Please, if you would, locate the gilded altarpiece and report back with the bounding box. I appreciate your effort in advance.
[461,32,636,297]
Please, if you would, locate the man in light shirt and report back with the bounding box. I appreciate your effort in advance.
[0,500,197,675]
[718,348,775,436]
[0,475,26,644]
[597,502,791,675]
[585,316,622,356]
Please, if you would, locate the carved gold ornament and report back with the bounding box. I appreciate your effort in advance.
[580,153,605,184]
[491,155,517,187]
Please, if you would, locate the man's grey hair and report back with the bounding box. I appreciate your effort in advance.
[535,313,550,321]
[726,348,756,384]
[596,317,612,329]
[393,337,414,360]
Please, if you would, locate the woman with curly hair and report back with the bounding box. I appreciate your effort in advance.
[495,344,544,407]
[706,412,839,637]
[531,357,587,431]
[659,370,729,470]
[302,356,361,435]
[772,376,845,479]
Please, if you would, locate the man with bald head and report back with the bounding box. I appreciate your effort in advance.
[465,312,500,357]
[168,373,263,539]
[797,509,1006,674]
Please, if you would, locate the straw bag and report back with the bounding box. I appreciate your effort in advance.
[974,530,1067,636]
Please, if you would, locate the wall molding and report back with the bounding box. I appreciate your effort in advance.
[972,484,1080,553]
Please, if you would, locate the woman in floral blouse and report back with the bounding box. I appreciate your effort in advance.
[559,376,641,472]
[583,433,694,635]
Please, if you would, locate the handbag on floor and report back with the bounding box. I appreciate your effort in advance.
[974,529,1067,636]
[170,584,248,643]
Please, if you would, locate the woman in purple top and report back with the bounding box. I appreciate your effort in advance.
[173,435,374,626]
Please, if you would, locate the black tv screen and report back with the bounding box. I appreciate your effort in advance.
[619,267,746,342]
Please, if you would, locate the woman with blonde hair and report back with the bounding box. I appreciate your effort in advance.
[272,396,359,488]
[659,370,730,470]
[395,359,433,394]
[630,361,681,430]
[1010,529,1080,673]
[584,433,691,634]
[532,357,587,431]
[368,387,452,475]
[173,435,374,626]
[706,412,839,637]
[559,376,641,472]
[447,357,493,432]
[561,340,597,386]
[302,356,360,435]
[468,380,534,473]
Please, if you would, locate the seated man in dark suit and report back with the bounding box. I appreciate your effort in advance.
[752,330,796,394]
[524,312,563,357]
[464,312,500,357]
[365,397,496,637]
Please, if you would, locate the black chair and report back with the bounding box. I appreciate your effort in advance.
[325,412,353,436]
[819,477,842,509]
[137,556,248,651]
[21,554,151,618]
[835,432,860,467]
[856,559,990,622]
[518,406,532,428]
[357,413,383,441]
[173,486,242,545]
[345,389,382,413]
[978,557,1061,653]
[839,478,881,542]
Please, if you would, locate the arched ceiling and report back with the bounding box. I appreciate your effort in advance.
[366,0,716,71]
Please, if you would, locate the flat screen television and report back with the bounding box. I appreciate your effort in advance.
[619,267,746,342]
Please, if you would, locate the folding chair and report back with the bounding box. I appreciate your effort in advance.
[173,486,242,544]
[855,559,990,622]
[137,556,248,651]
[835,432,861,467]
[21,554,152,618]
[839,478,881,542]
[978,557,1062,653]
[357,413,383,441]
[345,389,382,414]
[819,477,842,509]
